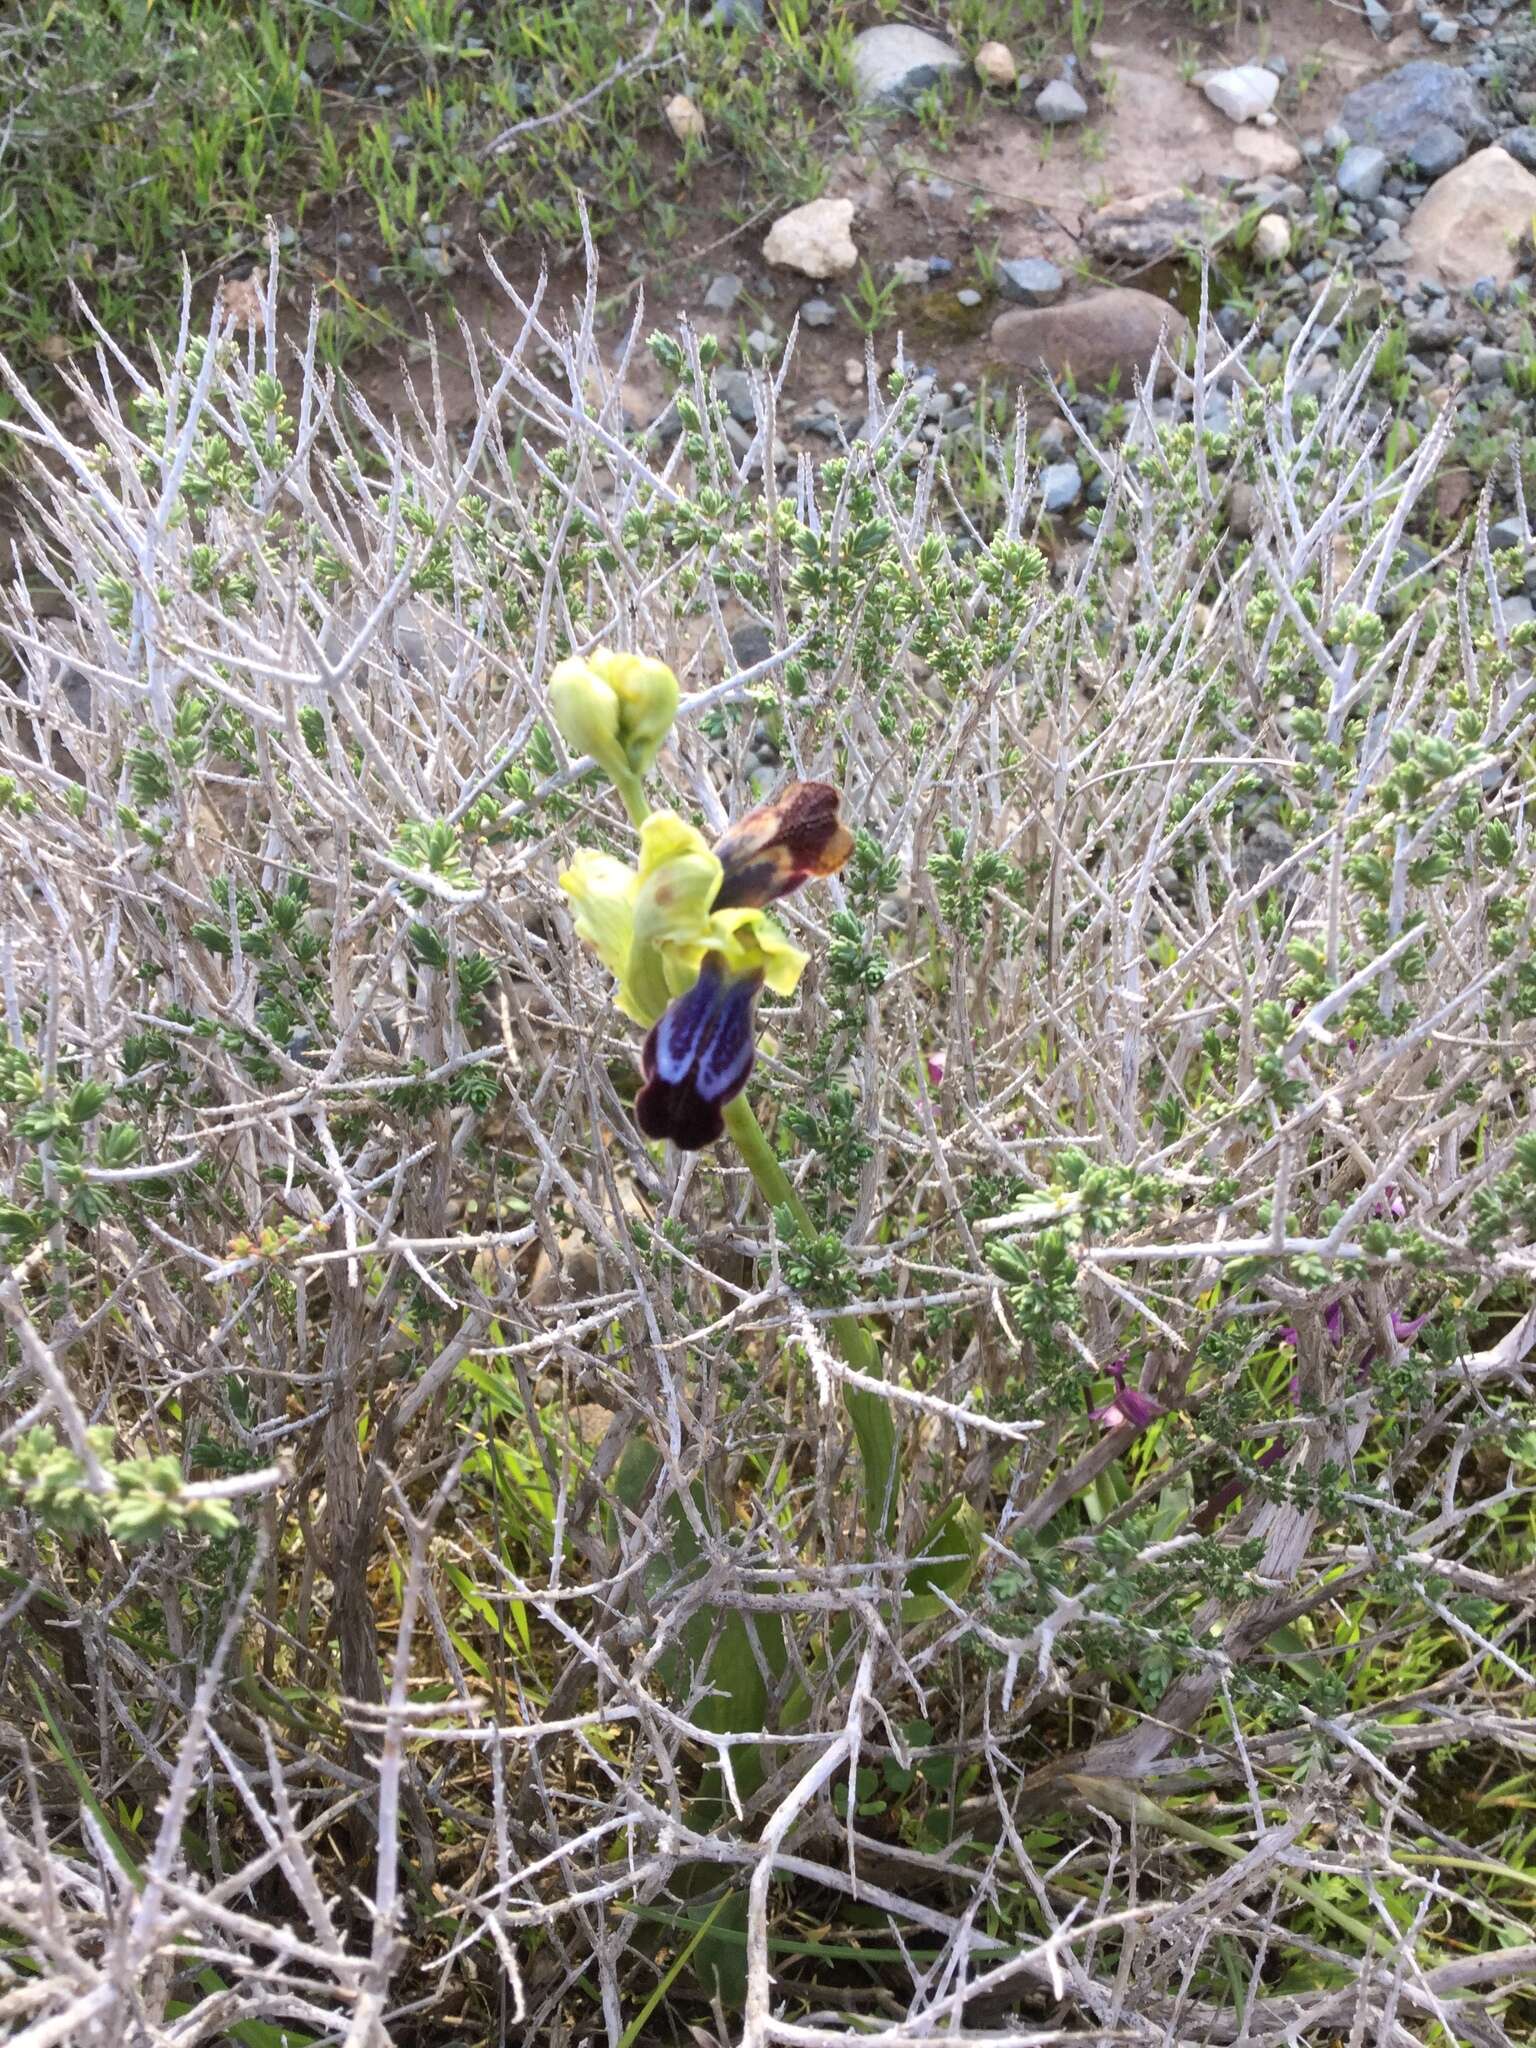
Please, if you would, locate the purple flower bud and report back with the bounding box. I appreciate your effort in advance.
[711,781,854,910]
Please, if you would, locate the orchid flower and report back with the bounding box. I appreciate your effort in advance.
[560,780,853,1150]
[1090,1357,1165,1434]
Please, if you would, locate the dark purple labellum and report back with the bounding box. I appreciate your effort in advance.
[636,953,763,1151]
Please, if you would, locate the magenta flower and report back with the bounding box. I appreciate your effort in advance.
[1090,1358,1165,1433]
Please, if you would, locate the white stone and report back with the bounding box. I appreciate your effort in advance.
[850,24,966,106]
[1252,212,1292,262]
[1202,65,1280,123]
[763,197,859,279]
[665,93,705,143]
[974,40,1017,88]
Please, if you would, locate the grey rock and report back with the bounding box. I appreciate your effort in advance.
[1502,594,1535,628]
[335,230,354,250]
[1036,79,1088,123]
[800,295,836,327]
[796,408,846,440]
[1490,516,1526,549]
[723,417,753,457]
[1376,194,1409,222]
[929,254,954,277]
[1197,386,1233,432]
[1040,461,1083,511]
[1503,127,1536,171]
[1264,53,1290,76]
[850,23,966,106]
[731,623,774,670]
[1430,16,1459,41]
[1472,344,1511,379]
[896,171,958,208]
[1339,61,1491,154]
[715,368,758,424]
[1241,818,1297,887]
[745,326,777,359]
[956,287,983,307]
[1087,191,1227,265]
[1322,121,1351,151]
[647,400,682,444]
[704,272,744,312]
[1337,143,1389,200]
[997,256,1065,305]
[1363,0,1394,35]
[1411,122,1467,177]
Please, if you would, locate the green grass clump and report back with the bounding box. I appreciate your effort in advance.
[0,0,876,409]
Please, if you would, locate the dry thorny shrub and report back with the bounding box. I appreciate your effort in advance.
[0,250,1535,2048]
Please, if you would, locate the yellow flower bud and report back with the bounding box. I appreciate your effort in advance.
[587,652,680,776]
[548,648,680,797]
[548,658,627,788]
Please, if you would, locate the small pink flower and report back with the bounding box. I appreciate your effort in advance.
[926,1050,946,1087]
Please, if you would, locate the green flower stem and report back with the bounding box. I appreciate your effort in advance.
[614,769,651,831]
[722,1094,896,1536]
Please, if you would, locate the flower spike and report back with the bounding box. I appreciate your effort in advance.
[557,762,856,1149]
